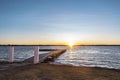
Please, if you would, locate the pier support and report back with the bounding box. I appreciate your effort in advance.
[34,46,39,64]
[9,46,14,62]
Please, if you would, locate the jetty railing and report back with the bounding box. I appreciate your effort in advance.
[7,46,66,64]
[9,46,40,64]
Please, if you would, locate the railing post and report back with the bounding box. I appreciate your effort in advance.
[9,46,14,62]
[34,46,39,64]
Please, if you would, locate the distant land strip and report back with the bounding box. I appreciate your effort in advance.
[0,44,120,46]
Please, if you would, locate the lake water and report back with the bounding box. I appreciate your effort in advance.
[0,46,120,69]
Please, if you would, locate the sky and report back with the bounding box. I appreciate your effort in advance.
[0,0,120,45]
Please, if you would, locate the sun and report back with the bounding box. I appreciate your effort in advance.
[68,41,74,47]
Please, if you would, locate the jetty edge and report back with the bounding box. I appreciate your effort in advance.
[23,49,66,63]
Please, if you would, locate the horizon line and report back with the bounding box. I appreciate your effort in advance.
[0,44,120,46]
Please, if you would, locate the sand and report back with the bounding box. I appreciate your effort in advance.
[0,62,120,80]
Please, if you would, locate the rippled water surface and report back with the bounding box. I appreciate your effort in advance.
[54,46,120,69]
[0,46,120,69]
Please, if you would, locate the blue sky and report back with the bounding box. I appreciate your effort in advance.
[0,0,120,45]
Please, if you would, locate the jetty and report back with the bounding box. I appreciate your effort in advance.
[6,46,66,64]
[24,49,66,63]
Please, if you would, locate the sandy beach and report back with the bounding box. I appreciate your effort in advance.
[0,62,120,80]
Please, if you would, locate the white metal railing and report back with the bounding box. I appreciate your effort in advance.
[9,46,39,64]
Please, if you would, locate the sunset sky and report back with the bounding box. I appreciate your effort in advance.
[0,0,120,45]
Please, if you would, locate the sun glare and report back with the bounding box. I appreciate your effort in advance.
[68,41,74,47]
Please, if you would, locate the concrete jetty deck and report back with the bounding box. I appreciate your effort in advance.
[23,49,66,63]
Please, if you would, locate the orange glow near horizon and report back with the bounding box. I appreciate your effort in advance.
[0,39,120,45]
[68,41,74,47]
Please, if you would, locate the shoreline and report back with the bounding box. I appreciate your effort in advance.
[50,62,120,71]
[0,61,120,71]
[0,62,120,80]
